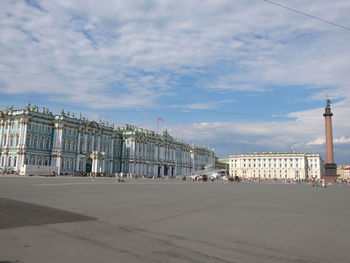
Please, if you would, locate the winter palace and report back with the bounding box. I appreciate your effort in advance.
[229,152,325,180]
[0,104,216,176]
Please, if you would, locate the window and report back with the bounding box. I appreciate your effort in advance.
[26,136,31,147]
[16,135,19,146]
[40,137,44,149]
[9,136,14,146]
[27,123,31,130]
[8,156,12,167]
[33,136,38,149]
[46,138,50,150]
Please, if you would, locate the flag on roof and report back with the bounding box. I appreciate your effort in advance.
[157,117,164,122]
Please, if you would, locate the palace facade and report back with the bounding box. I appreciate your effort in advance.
[0,104,215,176]
[229,152,325,180]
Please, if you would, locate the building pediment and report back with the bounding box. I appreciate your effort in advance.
[86,121,100,129]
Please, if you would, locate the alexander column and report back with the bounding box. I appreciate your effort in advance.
[323,99,337,181]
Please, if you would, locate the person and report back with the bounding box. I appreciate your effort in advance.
[322,178,326,188]
[115,172,119,182]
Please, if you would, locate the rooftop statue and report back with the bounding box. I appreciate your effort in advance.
[326,98,331,108]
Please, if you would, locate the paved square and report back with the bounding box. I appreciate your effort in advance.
[0,176,349,263]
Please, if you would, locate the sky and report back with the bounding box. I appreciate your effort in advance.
[1,0,350,163]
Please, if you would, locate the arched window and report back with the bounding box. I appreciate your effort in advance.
[61,159,64,169]
[38,157,42,166]
[14,156,17,167]
[67,140,71,151]
[32,156,36,165]
[26,135,31,148]
[16,135,19,146]
[62,140,66,151]
[45,159,48,166]
[70,159,74,170]
[46,138,50,150]
[33,136,38,149]
[93,143,97,151]
[1,157,4,166]
[40,136,44,149]
[9,135,14,146]
[8,156,12,167]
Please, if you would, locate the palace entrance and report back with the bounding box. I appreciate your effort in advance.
[86,158,92,173]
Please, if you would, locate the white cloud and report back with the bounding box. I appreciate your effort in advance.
[307,136,350,146]
[1,0,350,109]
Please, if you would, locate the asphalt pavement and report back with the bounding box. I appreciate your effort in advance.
[0,176,349,263]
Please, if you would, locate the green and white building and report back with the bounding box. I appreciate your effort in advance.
[0,104,215,176]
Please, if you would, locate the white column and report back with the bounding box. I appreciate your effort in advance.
[135,142,139,157]
[130,162,135,174]
[101,159,105,173]
[76,155,80,171]
[130,140,134,157]
[0,121,4,146]
[97,134,101,152]
[5,121,10,146]
[109,161,113,174]
[110,138,114,158]
[57,157,61,174]
[92,157,99,173]
[154,145,158,160]
[83,133,88,152]
[53,124,63,150]
[77,132,81,152]
[21,121,28,147]
[160,166,164,176]
[153,165,157,176]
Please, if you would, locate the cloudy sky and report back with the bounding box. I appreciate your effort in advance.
[1,0,350,163]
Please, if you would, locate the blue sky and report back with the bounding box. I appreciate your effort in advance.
[1,0,350,163]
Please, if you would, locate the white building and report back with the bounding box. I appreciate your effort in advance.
[229,152,325,180]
